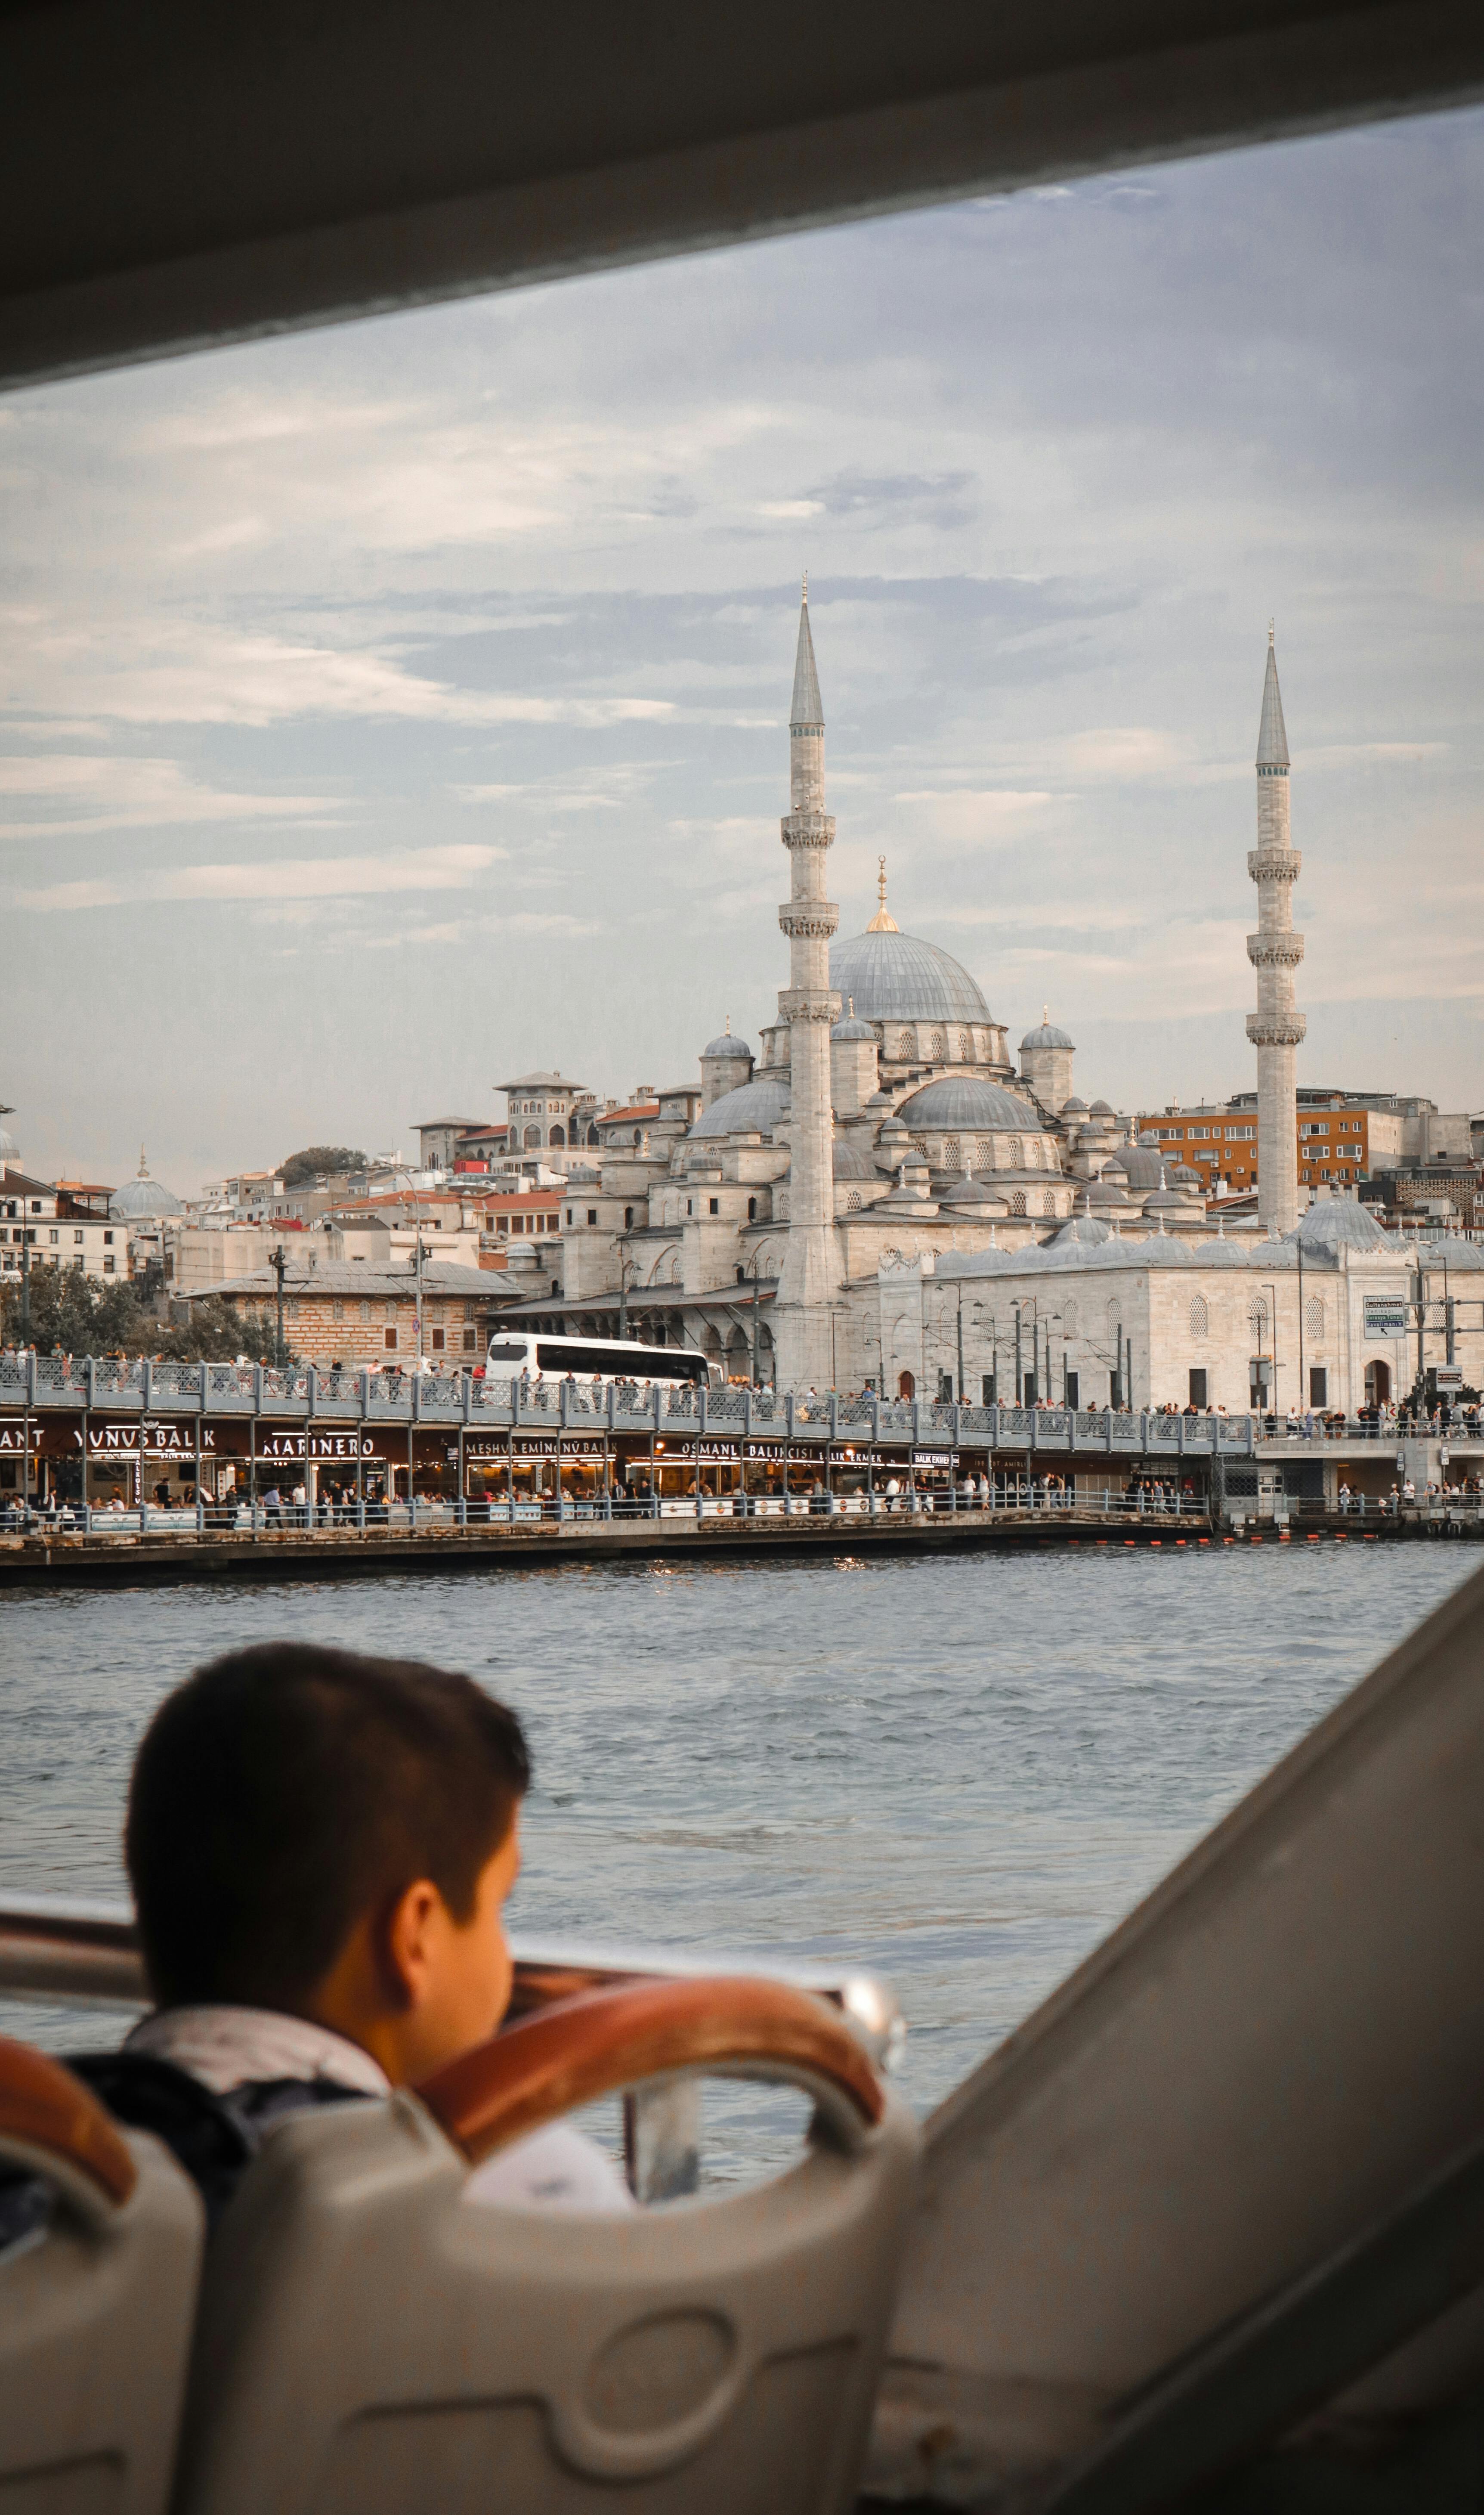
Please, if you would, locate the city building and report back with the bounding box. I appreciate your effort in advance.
[1136,1091,1481,1202]
[175,1259,500,1368]
[1,1173,129,1281]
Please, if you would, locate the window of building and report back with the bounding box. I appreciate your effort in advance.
[686,1199,693,1216]
[73,1230,83,1244]
[48,1228,58,1243]
[1189,1295,1209,1338]
[1011,1192,1027,1216]
[463,1328,476,1352]
[624,1205,634,1229]
[943,1136,961,1168]
[566,1208,572,1225]
[1066,1370,1080,1409]
[746,1196,757,1222]
[430,1328,445,1352]
[1188,1367,1208,1408]
[958,1031,974,1060]
[1309,1366,1328,1407]
[104,1230,114,1245]
[1305,1296,1324,1341]
[708,1197,719,1216]
[332,1300,345,1321]
[359,1301,371,1323]
[384,1328,398,1351]
[895,1031,913,1061]
[937,1370,955,1401]
[981,1372,997,1405]
[103,1255,115,1273]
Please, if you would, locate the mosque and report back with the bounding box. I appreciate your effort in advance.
[547,588,1259,1391]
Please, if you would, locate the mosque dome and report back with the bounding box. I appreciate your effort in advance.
[1170,1163,1202,1187]
[939,1174,1009,1215]
[1020,1016,1074,1051]
[688,1075,790,1140]
[832,1141,879,1180]
[1123,1145,1166,1191]
[831,1012,878,1042]
[1087,1177,1135,1209]
[702,1029,753,1061]
[829,927,990,1027]
[895,1076,1041,1131]
[1088,1099,1117,1118]
[1062,1096,1089,1116]
[1286,1199,1392,1256]
[1048,1214,1113,1249]
[109,1149,182,1222]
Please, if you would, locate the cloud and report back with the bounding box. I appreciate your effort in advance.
[0,754,346,839]
[15,842,504,913]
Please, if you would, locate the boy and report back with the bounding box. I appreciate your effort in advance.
[75,1640,631,2223]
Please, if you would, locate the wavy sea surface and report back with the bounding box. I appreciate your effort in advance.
[3,1544,1475,2148]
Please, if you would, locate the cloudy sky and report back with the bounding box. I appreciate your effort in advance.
[3,105,1481,1195]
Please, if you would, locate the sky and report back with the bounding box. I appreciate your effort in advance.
[2,105,1481,1195]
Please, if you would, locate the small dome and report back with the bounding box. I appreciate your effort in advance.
[702,1030,753,1061]
[832,1014,878,1042]
[1287,1199,1392,1255]
[940,1173,1008,1213]
[896,1076,1042,1131]
[1021,1018,1075,1051]
[1062,1096,1089,1115]
[1123,1146,1166,1191]
[109,1149,182,1222]
[1170,1163,1202,1186]
[687,1076,790,1140]
[1048,1214,1113,1248]
[1087,1177,1135,1208]
[833,1141,878,1180]
[1088,1099,1116,1117]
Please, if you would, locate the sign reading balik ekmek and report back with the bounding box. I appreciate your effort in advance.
[1363,1298,1410,1341]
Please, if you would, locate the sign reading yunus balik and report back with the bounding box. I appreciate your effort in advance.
[1363,1298,1410,1341]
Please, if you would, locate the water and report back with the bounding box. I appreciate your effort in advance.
[3,1543,1474,2138]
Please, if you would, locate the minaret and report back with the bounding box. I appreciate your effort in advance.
[1246,627,1305,1231]
[773,578,844,1384]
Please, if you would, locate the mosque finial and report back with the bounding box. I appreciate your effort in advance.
[802,568,808,604]
[724,1014,730,1035]
[1269,616,1275,645]
[867,855,899,934]
[138,1144,148,1177]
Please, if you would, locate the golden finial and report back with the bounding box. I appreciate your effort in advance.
[867,855,899,933]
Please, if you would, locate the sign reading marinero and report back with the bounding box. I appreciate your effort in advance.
[256,1432,379,1461]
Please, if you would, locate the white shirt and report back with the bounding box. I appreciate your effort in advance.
[127,2004,634,2217]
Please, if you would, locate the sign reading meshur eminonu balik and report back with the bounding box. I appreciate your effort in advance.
[1363,1298,1410,1341]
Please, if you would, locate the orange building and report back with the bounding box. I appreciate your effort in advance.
[1135,1095,1382,1197]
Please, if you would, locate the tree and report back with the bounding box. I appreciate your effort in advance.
[0,1264,282,1363]
[278,1145,369,1189]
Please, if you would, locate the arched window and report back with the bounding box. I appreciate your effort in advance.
[1007,1137,1022,1168]
[548,1124,565,1146]
[943,1137,961,1169]
[1365,1359,1391,1404]
[895,1031,914,1061]
[1249,1297,1271,1339]
[1063,1300,1079,1335]
[911,1136,931,1161]
[929,1028,947,1060]
[1305,1295,1325,1342]
[522,1124,540,1149]
[976,1137,994,1168]
[1011,1192,1027,1217]
[846,1189,862,1212]
[747,1195,757,1221]
[1042,1189,1056,1216]
[898,1369,915,1400]
[958,1031,975,1062]
[1189,1295,1209,1339]
[586,1122,600,1145]
[1025,1140,1040,1169]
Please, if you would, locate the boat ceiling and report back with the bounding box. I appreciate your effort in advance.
[2,0,1482,389]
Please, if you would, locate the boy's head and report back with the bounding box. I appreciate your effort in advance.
[127,1642,530,2081]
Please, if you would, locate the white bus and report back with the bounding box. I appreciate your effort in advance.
[484,1331,718,1389]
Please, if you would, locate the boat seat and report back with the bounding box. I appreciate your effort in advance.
[0,2033,205,2515]
[173,1976,920,2515]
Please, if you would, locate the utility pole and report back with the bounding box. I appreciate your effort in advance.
[270,1243,287,1368]
[414,1223,426,1365]
[19,1230,30,1349]
[751,1257,764,1387]
[955,1285,965,1402]
[1014,1303,1024,1405]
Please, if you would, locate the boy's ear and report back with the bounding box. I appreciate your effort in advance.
[379,1879,443,2008]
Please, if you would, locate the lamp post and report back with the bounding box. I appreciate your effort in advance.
[1261,1279,1280,1415]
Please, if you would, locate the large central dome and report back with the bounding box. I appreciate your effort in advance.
[829,926,990,1026]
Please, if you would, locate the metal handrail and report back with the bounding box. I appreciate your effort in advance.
[0,1891,904,2072]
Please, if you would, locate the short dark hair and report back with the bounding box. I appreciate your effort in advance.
[126,1643,531,2009]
